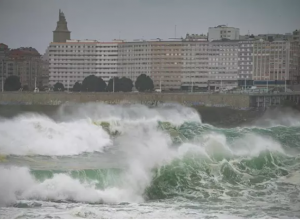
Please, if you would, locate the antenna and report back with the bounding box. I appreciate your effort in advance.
[175,25,177,38]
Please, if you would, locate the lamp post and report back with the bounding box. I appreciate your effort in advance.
[159,78,162,92]
[220,79,223,92]
[1,59,3,92]
[113,77,115,93]
[284,76,287,93]
[191,76,194,93]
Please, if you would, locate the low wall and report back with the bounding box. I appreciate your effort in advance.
[0,92,251,109]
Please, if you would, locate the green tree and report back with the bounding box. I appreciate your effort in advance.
[22,85,29,91]
[135,74,154,92]
[119,77,133,92]
[107,77,120,92]
[107,77,133,92]
[53,82,65,91]
[81,75,106,92]
[72,82,81,92]
[4,75,21,91]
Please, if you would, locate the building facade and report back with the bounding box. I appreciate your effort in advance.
[293,29,300,42]
[181,41,209,91]
[117,40,239,91]
[118,41,183,90]
[238,41,254,81]
[207,40,239,90]
[41,49,49,89]
[240,30,300,43]
[208,25,240,41]
[47,10,300,91]
[252,40,299,83]
[117,39,300,91]
[0,43,9,91]
[48,40,121,89]
[0,45,44,91]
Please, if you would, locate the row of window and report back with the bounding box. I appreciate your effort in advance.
[50,45,117,48]
[240,67,251,70]
[50,74,116,78]
[50,67,117,70]
[120,44,239,48]
[210,62,238,66]
[52,59,117,61]
[50,63,117,65]
[49,50,117,53]
[50,54,117,58]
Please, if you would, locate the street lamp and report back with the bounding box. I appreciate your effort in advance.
[159,77,162,92]
[113,76,115,93]
[1,59,3,92]
[1,59,5,92]
[284,76,287,93]
[191,76,194,93]
[264,76,269,93]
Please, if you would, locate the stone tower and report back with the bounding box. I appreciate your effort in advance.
[53,9,71,42]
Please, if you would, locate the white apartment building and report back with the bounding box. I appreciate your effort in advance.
[253,40,299,82]
[48,40,122,89]
[238,41,254,80]
[208,25,240,42]
[117,41,151,82]
[181,41,209,90]
[118,40,240,91]
[118,41,183,90]
[207,41,239,90]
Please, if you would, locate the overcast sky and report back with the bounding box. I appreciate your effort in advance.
[0,0,299,54]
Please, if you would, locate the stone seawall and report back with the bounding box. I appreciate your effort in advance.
[0,92,251,109]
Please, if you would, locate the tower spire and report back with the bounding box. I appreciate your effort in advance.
[53,9,71,42]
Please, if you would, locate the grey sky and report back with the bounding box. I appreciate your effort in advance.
[0,0,299,54]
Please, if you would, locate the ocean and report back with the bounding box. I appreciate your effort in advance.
[0,103,300,218]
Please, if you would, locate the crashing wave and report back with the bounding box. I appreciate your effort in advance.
[0,103,300,208]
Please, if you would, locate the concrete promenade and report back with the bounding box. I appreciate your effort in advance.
[1,92,300,109]
[0,92,251,109]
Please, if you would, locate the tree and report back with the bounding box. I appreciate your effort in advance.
[135,74,154,92]
[107,77,133,92]
[81,75,106,92]
[22,85,29,91]
[53,82,65,91]
[4,75,21,91]
[107,77,120,92]
[72,82,81,92]
[119,77,133,92]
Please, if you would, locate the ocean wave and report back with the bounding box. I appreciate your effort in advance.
[0,114,112,156]
[1,139,297,206]
[1,103,300,207]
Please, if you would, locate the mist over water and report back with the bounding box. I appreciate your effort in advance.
[0,103,300,218]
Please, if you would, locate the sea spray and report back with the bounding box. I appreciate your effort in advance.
[0,103,300,218]
[0,114,112,156]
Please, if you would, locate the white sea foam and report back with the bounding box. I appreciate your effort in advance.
[0,103,200,156]
[56,102,201,126]
[0,114,112,156]
[0,103,295,208]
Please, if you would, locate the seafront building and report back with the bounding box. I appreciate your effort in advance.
[118,39,300,91]
[208,25,240,41]
[48,40,121,89]
[48,10,122,89]
[0,44,46,91]
[252,40,299,82]
[47,10,300,91]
